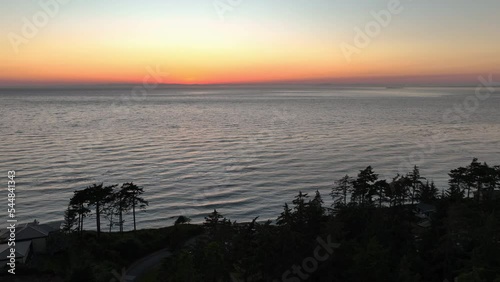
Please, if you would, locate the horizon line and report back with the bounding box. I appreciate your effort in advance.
[0,82,494,91]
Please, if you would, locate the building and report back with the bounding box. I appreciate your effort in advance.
[0,240,32,264]
[0,221,61,256]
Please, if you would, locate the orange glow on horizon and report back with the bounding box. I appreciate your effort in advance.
[1,7,499,86]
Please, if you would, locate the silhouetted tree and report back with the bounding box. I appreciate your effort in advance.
[446,181,464,201]
[473,161,500,201]
[387,174,410,207]
[69,189,91,234]
[120,182,148,231]
[407,165,425,205]
[307,190,325,234]
[86,183,116,237]
[113,183,134,232]
[276,203,293,226]
[103,188,124,232]
[62,205,78,233]
[291,191,309,229]
[352,166,378,205]
[418,181,439,203]
[449,166,472,199]
[374,179,389,207]
[175,216,191,225]
[331,175,354,206]
[204,209,223,238]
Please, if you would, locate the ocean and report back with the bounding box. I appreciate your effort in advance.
[1,86,499,229]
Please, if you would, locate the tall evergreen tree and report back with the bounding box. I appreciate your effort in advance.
[374,179,389,207]
[86,183,116,237]
[448,167,469,198]
[475,161,499,200]
[418,181,439,203]
[113,183,135,232]
[120,182,148,231]
[407,165,425,205]
[276,203,292,226]
[446,181,464,201]
[62,205,78,233]
[204,209,223,238]
[103,189,126,232]
[307,190,325,233]
[291,191,309,229]
[388,174,410,207]
[331,175,354,206]
[69,189,91,234]
[352,166,378,205]
[468,158,482,199]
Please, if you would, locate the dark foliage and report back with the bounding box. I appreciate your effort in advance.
[160,159,500,282]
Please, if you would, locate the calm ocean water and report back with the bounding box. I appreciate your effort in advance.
[1,87,499,229]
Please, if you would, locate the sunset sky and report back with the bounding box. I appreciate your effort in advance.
[1,0,499,86]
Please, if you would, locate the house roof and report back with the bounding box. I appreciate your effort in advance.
[16,223,58,240]
[0,241,32,260]
[1,221,61,242]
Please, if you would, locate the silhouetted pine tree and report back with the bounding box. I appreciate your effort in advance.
[446,181,464,201]
[374,179,389,207]
[307,190,325,234]
[69,189,91,234]
[86,183,116,237]
[418,181,439,203]
[276,203,292,226]
[391,174,411,206]
[291,191,309,230]
[407,165,425,205]
[120,182,148,231]
[449,166,472,199]
[352,166,378,205]
[62,205,78,233]
[331,175,354,206]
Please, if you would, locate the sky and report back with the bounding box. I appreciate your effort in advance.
[0,0,499,86]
